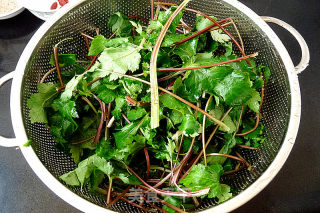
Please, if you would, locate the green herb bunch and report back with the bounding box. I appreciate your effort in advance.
[27,1,270,212]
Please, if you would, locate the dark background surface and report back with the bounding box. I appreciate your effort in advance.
[0,0,319,212]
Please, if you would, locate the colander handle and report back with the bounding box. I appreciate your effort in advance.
[0,71,20,147]
[261,16,310,74]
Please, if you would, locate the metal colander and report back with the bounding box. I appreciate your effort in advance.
[0,0,309,212]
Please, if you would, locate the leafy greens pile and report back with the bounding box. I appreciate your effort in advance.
[27,3,270,212]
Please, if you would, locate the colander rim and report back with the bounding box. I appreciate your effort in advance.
[10,0,301,212]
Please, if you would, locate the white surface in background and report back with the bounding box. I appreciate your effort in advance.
[16,0,78,20]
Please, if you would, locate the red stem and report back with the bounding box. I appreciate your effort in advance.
[53,46,64,87]
[158,71,182,82]
[158,52,258,71]
[82,34,90,51]
[150,0,154,20]
[144,147,151,180]
[224,163,246,175]
[170,137,195,185]
[175,18,229,46]
[123,163,209,197]
[145,200,169,213]
[121,113,131,124]
[87,77,102,87]
[118,196,149,211]
[109,186,131,206]
[92,94,105,145]
[206,153,245,162]
[71,135,95,145]
[84,54,99,73]
[237,144,258,150]
[125,95,137,106]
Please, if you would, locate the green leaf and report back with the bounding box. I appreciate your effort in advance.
[23,139,32,147]
[253,77,264,90]
[178,114,201,137]
[210,30,231,43]
[160,93,190,115]
[60,170,80,186]
[174,71,203,103]
[182,136,200,154]
[89,170,105,192]
[105,37,132,48]
[246,90,261,113]
[98,161,114,179]
[208,105,236,133]
[173,38,198,64]
[69,144,83,164]
[112,96,128,119]
[179,64,253,106]
[127,108,147,121]
[195,14,217,31]
[222,42,233,56]
[214,70,252,105]
[140,117,157,141]
[258,65,271,83]
[94,44,141,81]
[147,20,163,32]
[242,120,265,147]
[96,84,117,104]
[161,33,191,47]
[180,163,224,198]
[206,134,236,165]
[168,109,183,125]
[49,54,77,67]
[107,12,133,37]
[130,21,143,34]
[217,184,232,203]
[96,139,116,161]
[51,98,79,121]
[158,6,183,33]
[225,55,256,74]
[60,74,85,101]
[165,138,176,162]
[113,116,147,149]
[88,35,107,56]
[119,78,143,99]
[27,82,58,123]
[48,99,79,144]
[89,35,133,56]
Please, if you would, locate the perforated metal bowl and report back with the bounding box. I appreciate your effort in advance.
[0,0,310,212]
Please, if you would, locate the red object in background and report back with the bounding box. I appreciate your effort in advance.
[58,0,69,7]
[50,0,69,10]
[50,2,58,10]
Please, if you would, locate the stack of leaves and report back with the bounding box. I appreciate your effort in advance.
[27,2,270,212]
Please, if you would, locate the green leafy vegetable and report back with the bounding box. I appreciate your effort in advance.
[107,12,133,37]
[178,114,201,137]
[94,44,141,80]
[49,54,77,67]
[180,163,231,202]
[210,29,231,43]
[27,82,58,123]
[27,7,270,212]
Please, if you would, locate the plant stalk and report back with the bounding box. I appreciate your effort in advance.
[149,0,192,129]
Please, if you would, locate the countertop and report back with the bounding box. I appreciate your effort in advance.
[0,0,319,212]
